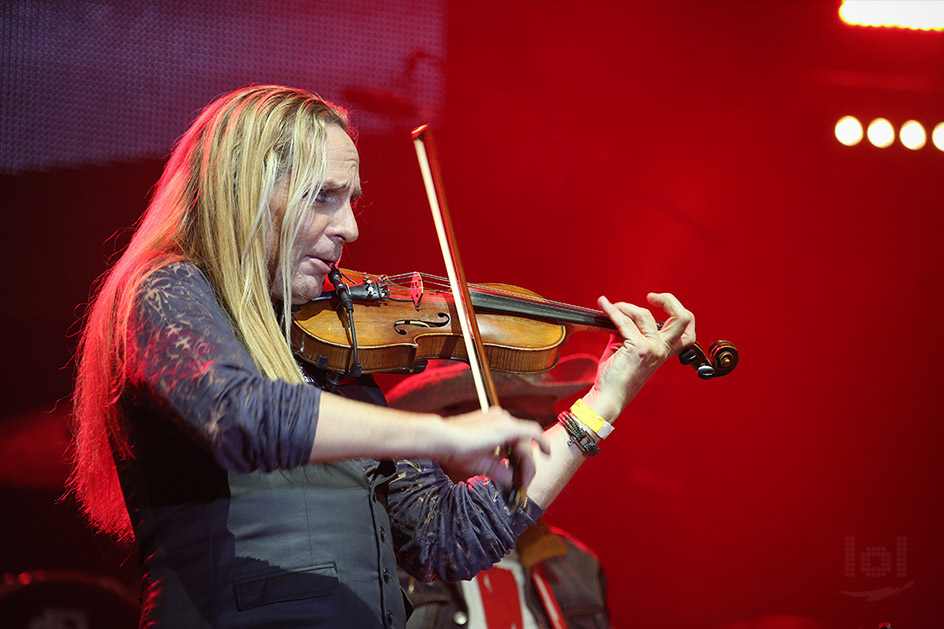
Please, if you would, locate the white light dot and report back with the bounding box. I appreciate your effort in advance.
[933,123,944,152]
[839,0,944,31]
[867,118,895,148]
[835,115,863,146]
[900,120,926,150]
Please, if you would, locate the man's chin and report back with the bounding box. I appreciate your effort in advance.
[290,279,325,305]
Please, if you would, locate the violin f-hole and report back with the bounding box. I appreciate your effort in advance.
[393,312,451,335]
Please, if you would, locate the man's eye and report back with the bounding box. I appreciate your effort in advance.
[314,190,329,203]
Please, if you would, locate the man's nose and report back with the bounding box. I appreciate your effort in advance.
[333,201,359,243]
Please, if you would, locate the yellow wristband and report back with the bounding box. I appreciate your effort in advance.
[570,399,614,439]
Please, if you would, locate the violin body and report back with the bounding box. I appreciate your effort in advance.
[292,270,580,375]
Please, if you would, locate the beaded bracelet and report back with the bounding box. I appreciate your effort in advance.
[557,411,601,457]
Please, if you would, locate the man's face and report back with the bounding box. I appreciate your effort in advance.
[268,124,361,304]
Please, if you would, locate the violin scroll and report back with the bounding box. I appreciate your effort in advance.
[678,340,739,380]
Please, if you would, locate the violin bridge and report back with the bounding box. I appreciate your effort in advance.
[410,272,424,310]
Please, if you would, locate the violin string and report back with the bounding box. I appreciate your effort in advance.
[382,272,604,315]
[375,272,607,319]
[425,273,606,317]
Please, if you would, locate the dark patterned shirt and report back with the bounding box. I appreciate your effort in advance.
[118,261,543,628]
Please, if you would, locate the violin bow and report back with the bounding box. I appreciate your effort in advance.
[412,124,526,509]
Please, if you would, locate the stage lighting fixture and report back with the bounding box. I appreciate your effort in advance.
[835,116,864,146]
[899,120,927,150]
[866,118,895,148]
[839,0,944,31]
[933,123,944,152]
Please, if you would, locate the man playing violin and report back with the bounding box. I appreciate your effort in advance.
[69,85,695,628]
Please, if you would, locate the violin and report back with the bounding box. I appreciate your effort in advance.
[291,269,739,380]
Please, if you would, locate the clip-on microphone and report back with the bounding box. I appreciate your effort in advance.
[326,266,362,388]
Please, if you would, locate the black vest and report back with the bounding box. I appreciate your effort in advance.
[121,376,408,628]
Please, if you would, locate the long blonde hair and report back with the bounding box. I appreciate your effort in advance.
[70,86,349,540]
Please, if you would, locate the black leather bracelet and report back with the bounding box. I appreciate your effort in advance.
[557,411,601,457]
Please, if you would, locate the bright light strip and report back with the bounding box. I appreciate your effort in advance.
[900,121,926,150]
[867,118,895,148]
[837,116,944,152]
[839,1,944,31]
[835,116,864,146]
[933,123,944,151]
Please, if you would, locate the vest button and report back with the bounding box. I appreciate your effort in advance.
[380,527,387,541]
[386,609,394,625]
[453,610,469,625]
[383,568,390,583]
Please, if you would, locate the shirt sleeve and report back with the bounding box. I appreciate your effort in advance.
[386,458,545,582]
[126,261,320,473]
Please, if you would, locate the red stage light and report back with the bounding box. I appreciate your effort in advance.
[839,0,944,31]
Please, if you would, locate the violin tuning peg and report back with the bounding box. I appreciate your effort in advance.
[708,340,739,377]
